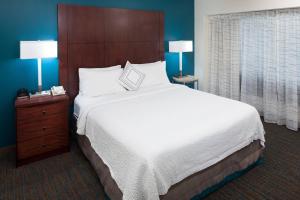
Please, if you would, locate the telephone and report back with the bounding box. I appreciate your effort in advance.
[51,86,66,96]
[17,88,29,99]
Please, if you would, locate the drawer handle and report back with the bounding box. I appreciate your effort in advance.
[42,127,46,131]
[42,110,46,115]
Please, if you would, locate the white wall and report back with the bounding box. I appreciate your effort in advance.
[195,0,300,90]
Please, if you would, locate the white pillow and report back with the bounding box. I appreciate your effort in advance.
[79,65,121,73]
[119,65,145,91]
[79,68,126,97]
[126,61,170,88]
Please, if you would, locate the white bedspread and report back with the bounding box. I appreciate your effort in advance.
[76,84,265,200]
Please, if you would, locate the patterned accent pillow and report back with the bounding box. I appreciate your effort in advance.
[119,64,145,91]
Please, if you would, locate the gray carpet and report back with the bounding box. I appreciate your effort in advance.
[1,123,300,200]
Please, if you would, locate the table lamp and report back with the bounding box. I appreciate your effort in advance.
[20,41,57,97]
[169,41,193,77]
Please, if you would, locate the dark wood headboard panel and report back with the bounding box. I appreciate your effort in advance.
[58,4,165,100]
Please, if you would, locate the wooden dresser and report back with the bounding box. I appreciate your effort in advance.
[15,95,69,166]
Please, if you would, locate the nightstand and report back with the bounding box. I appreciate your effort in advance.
[15,94,69,166]
[173,75,199,90]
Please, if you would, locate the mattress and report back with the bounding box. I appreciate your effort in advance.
[75,84,265,200]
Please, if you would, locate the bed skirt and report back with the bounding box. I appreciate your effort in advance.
[77,135,264,200]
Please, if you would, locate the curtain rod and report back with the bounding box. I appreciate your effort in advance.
[208,6,300,17]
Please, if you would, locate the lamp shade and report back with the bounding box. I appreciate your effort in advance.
[20,41,57,59]
[169,41,193,53]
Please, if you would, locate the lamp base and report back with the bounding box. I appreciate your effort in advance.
[38,85,42,93]
[30,90,51,98]
[174,71,183,78]
[179,70,183,78]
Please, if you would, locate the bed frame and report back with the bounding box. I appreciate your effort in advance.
[58,4,264,199]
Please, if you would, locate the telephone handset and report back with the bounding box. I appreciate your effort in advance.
[51,86,66,96]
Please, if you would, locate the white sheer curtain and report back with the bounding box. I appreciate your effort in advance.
[240,12,276,116]
[275,9,300,130]
[207,8,300,131]
[208,15,241,100]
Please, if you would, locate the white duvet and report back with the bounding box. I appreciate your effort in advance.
[76,84,265,200]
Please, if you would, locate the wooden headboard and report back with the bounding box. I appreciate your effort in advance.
[58,4,165,100]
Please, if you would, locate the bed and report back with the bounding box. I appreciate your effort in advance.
[58,4,265,200]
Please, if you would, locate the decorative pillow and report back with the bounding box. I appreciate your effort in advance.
[119,64,145,91]
[126,61,170,88]
[79,68,126,97]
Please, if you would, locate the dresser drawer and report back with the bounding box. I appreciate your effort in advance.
[17,102,68,121]
[18,137,45,159]
[17,113,68,142]
[18,134,68,160]
[43,134,68,152]
[17,125,67,142]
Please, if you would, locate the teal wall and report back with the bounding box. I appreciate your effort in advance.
[0,0,194,147]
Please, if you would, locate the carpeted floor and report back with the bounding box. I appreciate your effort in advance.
[0,123,300,200]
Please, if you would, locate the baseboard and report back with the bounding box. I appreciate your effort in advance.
[0,145,15,155]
